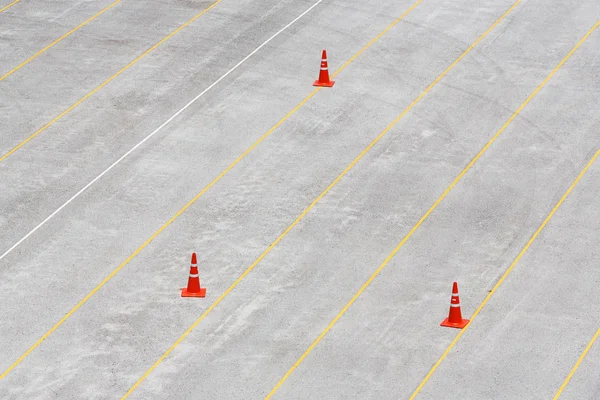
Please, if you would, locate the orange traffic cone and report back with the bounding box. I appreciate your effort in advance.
[181,253,206,298]
[440,282,469,329]
[313,49,335,87]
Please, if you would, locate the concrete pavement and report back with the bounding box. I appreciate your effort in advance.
[1,0,599,398]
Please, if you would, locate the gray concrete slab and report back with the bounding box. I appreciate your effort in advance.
[0,0,438,397]
[77,0,600,398]
[1,1,599,400]
[558,332,600,400]
[264,3,600,399]
[416,159,600,399]
[0,0,118,73]
[0,0,535,398]
[0,0,226,154]
[0,0,321,251]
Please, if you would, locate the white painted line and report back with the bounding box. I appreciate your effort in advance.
[0,0,324,262]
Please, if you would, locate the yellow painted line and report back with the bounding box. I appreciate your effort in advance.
[265,15,591,399]
[554,328,600,399]
[408,21,600,399]
[129,1,522,398]
[0,0,224,164]
[0,0,424,384]
[0,0,122,82]
[0,0,21,13]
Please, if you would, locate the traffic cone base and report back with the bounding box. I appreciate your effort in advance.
[313,79,334,87]
[181,287,206,298]
[440,317,469,329]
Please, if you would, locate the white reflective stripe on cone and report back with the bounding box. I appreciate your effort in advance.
[189,274,199,278]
